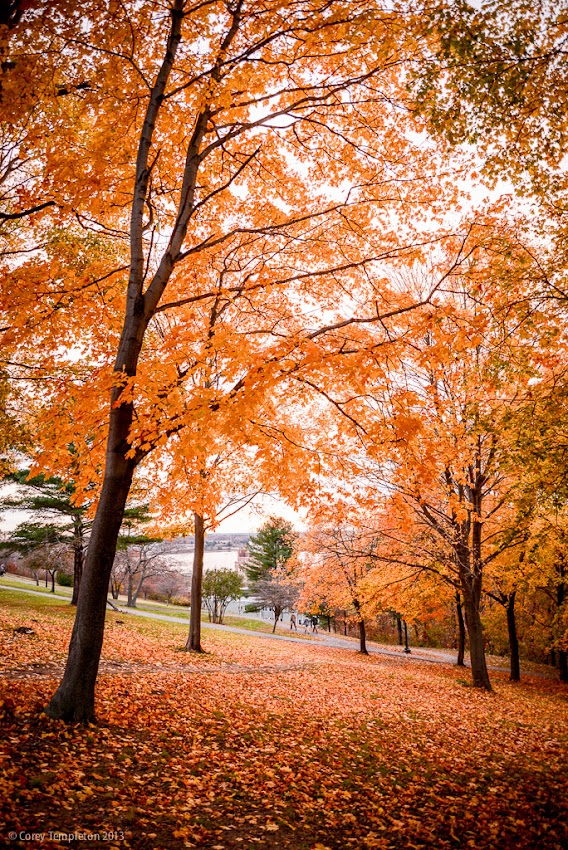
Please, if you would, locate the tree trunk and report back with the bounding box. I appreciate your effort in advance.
[50,570,56,593]
[71,516,84,606]
[463,593,492,691]
[272,606,283,633]
[126,573,135,608]
[456,593,466,667]
[558,576,567,682]
[559,650,568,683]
[358,619,368,655]
[396,615,403,646]
[403,619,411,653]
[186,512,205,652]
[506,591,520,682]
[456,523,491,691]
[45,1,189,722]
[71,544,83,606]
[131,571,147,608]
[45,457,136,722]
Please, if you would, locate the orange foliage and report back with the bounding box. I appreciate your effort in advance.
[1,598,568,849]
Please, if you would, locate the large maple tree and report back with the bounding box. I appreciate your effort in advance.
[0,0,460,721]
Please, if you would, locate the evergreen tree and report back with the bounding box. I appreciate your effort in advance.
[0,471,91,604]
[245,517,296,585]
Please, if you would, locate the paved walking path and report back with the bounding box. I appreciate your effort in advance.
[0,582,549,678]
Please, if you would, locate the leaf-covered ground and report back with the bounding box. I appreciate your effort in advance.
[1,598,567,850]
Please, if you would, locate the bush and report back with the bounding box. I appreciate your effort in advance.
[244,602,261,613]
[56,572,74,587]
[170,595,190,607]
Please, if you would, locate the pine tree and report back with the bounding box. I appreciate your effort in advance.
[245,517,296,585]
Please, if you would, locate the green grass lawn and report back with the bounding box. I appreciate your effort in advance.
[0,576,313,639]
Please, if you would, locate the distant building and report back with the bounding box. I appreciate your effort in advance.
[234,547,249,576]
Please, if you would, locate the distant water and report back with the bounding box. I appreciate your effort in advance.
[168,549,239,575]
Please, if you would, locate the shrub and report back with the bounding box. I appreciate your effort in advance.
[170,595,190,607]
[56,572,74,587]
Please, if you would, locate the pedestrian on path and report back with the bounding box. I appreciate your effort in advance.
[311,615,318,634]
[290,613,297,630]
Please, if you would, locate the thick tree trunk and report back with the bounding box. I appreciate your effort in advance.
[506,591,520,682]
[463,593,492,691]
[457,520,491,691]
[45,457,136,722]
[186,513,205,652]
[45,2,190,723]
[456,593,466,667]
[358,619,368,655]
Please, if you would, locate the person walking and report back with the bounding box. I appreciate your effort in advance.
[290,613,297,630]
[311,615,318,634]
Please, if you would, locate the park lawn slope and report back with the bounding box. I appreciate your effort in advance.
[0,597,567,850]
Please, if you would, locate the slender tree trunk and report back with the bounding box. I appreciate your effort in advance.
[403,619,411,653]
[71,544,83,606]
[359,619,368,655]
[50,570,55,593]
[506,591,520,682]
[396,615,403,646]
[559,651,568,683]
[131,571,147,608]
[558,577,567,682]
[71,516,84,606]
[456,593,466,667]
[272,606,283,633]
[186,513,205,652]
[126,573,135,608]
[45,457,136,722]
